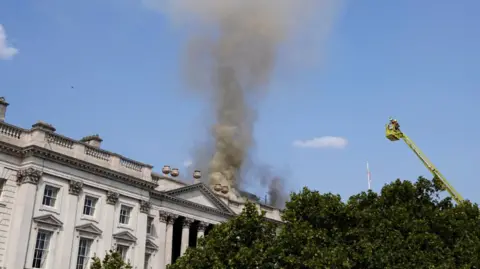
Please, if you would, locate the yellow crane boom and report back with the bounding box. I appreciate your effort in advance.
[385,118,464,203]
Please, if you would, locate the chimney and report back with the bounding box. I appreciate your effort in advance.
[0,97,9,122]
[80,134,103,148]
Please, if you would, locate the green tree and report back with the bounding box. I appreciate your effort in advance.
[168,177,480,269]
[168,202,279,269]
[90,250,132,269]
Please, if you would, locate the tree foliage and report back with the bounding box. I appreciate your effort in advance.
[170,177,480,268]
[90,250,132,269]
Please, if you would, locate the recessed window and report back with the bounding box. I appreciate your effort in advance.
[42,185,59,207]
[116,244,128,260]
[146,217,154,235]
[32,230,52,268]
[83,196,98,216]
[76,238,92,269]
[0,179,5,198]
[119,205,132,225]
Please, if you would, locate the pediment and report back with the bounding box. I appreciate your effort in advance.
[145,238,158,250]
[165,183,234,214]
[75,223,102,235]
[113,231,137,242]
[33,214,63,227]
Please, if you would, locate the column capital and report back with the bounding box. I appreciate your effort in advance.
[159,210,178,225]
[182,218,194,228]
[139,200,151,214]
[106,191,119,205]
[16,167,42,185]
[68,180,83,195]
[197,221,209,232]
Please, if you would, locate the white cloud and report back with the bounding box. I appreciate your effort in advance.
[293,136,348,149]
[183,159,193,167]
[0,25,18,60]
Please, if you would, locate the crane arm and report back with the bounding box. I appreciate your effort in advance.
[401,134,463,203]
[385,119,464,203]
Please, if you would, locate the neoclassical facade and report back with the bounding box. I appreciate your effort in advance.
[0,98,282,269]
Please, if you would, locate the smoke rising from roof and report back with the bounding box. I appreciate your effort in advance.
[150,0,342,206]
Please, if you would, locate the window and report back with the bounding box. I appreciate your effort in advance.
[42,185,59,207]
[32,230,51,268]
[83,196,98,216]
[144,253,151,269]
[116,245,128,260]
[76,238,92,269]
[119,205,132,224]
[146,217,153,235]
[0,179,5,198]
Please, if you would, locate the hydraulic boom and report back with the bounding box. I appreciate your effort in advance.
[385,118,464,203]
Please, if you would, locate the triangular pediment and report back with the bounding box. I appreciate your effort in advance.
[145,238,158,250]
[113,231,137,242]
[33,214,63,227]
[165,183,234,214]
[75,223,102,235]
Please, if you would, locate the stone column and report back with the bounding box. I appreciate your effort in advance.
[102,191,119,252]
[153,211,168,268]
[6,168,42,269]
[180,218,194,255]
[197,221,208,239]
[135,200,150,268]
[57,180,83,266]
[164,213,177,267]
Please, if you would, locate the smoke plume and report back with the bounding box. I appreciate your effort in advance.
[150,0,341,199]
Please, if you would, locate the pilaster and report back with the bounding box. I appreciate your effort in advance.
[6,167,42,269]
[153,211,168,269]
[102,190,119,252]
[135,200,149,269]
[57,180,83,267]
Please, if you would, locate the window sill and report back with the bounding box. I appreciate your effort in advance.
[80,215,99,223]
[39,206,60,215]
[117,224,133,231]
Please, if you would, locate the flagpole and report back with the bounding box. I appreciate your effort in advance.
[367,161,371,190]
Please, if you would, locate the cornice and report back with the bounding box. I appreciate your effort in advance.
[21,145,157,190]
[0,141,23,157]
[150,190,234,218]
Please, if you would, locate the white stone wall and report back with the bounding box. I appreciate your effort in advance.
[0,162,19,267]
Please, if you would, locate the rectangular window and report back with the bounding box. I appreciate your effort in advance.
[116,245,128,261]
[76,238,92,269]
[32,230,51,268]
[144,253,151,269]
[83,196,98,216]
[146,217,153,235]
[119,205,132,224]
[0,179,5,198]
[42,185,59,207]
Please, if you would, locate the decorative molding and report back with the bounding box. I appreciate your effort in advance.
[197,221,209,232]
[20,145,157,190]
[33,214,63,228]
[106,191,119,205]
[165,183,235,214]
[158,210,169,223]
[16,167,42,185]
[76,223,102,236]
[145,238,158,251]
[139,200,151,214]
[113,231,137,243]
[166,212,178,225]
[182,217,194,228]
[68,180,83,195]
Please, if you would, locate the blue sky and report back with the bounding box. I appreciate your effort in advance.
[0,0,479,202]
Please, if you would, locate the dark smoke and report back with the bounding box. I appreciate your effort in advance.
[150,0,342,206]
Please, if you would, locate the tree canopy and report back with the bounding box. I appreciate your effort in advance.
[90,250,132,269]
[169,177,480,269]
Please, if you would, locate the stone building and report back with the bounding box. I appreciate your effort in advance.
[0,98,282,269]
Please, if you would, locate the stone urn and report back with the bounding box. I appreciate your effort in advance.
[193,170,201,179]
[162,165,171,175]
[221,186,229,194]
[213,184,222,192]
[170,168,179,177]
